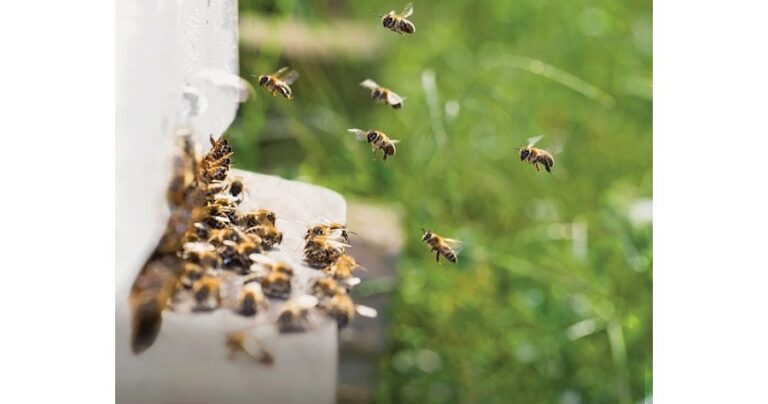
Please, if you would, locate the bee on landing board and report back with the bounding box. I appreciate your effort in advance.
[360,79,404,109]
[234,282,268,317]
[421,229,463,263]
[277,295,319,333]
[192,276,222,311]
[256,67,300,99]
[380,3,416,35]
[348,128,400,161]
[519,135,555,173]
[226,331,274,365]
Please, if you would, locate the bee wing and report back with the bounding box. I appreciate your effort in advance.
[390,139,401,144]
[360,79,379,90]
[184,242,215,253]
[293,295,319,309]
[249,253,276,266]
[386,90,404,106]
[341,277,362,288]
[527,135,545,147]
[400,3,414,18]
[444,238,465,253]
[280,70,300,85]
[273,67,290,77]
[347,128,368,141]
[356,305,378,318]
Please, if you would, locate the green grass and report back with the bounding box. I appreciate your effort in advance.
[233,1,652,402]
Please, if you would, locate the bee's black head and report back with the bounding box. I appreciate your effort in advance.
[267,212,276,224]
[520,149,530,161]
[367,131,378,143]
[421,229,432,241]
[382,15,394,28]
[258,75,269,86]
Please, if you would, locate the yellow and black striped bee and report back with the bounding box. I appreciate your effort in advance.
[380,3,416,35]
[256,67,300,99]
[421,229,462,263]
[360,79,404,109]
[519,135,555,173]
[348,128,400,161]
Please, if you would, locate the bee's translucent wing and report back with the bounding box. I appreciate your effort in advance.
[390,139,401,144]
[356,305,378,318]
[294,295,319,309]
[527,135,544,147]
[249,253,276,266]
[342,277,362,287]
[400,3,414,18]
[327,239,351,249]
[386,90,404,106]
[273,67,290,77]
[280,70,300,85]
[184,242,215,253]
[360,79,379,90]
[444,238,465,253]
[347,128,367,141]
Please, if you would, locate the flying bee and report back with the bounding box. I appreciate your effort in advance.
[304,235,349,268]
[277,295,318,333]
[380,3,416,35]
[421,229,463,263]
[235,282,268,317]
[519,135,555,173]
[192,276,222,311]
[226,331,274,365]
[360,79,404,109]
[322,293,378,328]
[237,209,277,228]
[348,128,400,161]
[256,67,300,99]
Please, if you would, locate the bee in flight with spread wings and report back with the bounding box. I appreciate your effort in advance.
[519,135,555,173]
[347,129,401,161]
[360,79,405,109]
[256,67,300,100]
[421,229,463,263]
[380,3,416,35]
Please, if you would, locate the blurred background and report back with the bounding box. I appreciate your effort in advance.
[230,0,651,403]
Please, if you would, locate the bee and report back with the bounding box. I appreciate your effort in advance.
[182,241,222,269]
[130,255,181,354]
[360,79,404,109]
[192,276,222,311]
[347,128,400,161]
[322,293,378,328]
[277,295,319,333]
[248,254,294,299]
[519,135,555,173]
[325,254,361,281]
[167,135,200,209]
[311,277,344,300]
[237,209,277,228]
[380,3,416,35]
[235,282,268,317]
[305,222,350,244]
[304,235,348,268]
[246,223,283,249]
[226,331,274,365]
[200,136,233,184]
[421,229,463,263]
[256,67,300,99]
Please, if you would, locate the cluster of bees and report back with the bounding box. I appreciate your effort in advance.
[131,131,376,365]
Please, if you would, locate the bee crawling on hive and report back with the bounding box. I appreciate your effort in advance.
[360,79,405,109]
[245,223,283,250]
[200,135,233,183]
[192,275,223,312]
[310,278,376,328]
[324,254,364,286]
[379,2,416,35]
[277,295,319,333]
[236,208,277,228]
[305,221,351,244]
[226,330,274,365]
[256,67,300,100]
[247,254,294,299]
[421,229,463,263]
[182,241,222,270]
[519,135,555,173]
[304,234,349,268]
[348,128,400,161]
[234,282,269,317]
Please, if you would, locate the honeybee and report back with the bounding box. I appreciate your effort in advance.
[311,277,344,300]
[421,229,463,263]
[347,128,400,161]
[325,254,361,281]
[226,331,274,365]
[360,79,404,109]
[257,67,300,99]
[380,3,416,35]
[249,254,294,276]
[180,262,205,289]
[519,135,555,173]
[192,276,222,311]
[130,255,181,354]
[246,223,283,249]
[323,293,378,328]
[277,295,318,333]
[248,255,293,299]
[227,176,246,202]
[237,209,277,228]
[167,135,200,209]
[200,135,233,183]
[305,222,350,244]
[304,235,348,268]
[182,241,222,269]
[235,282,268,317]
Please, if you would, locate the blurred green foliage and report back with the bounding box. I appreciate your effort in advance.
[234,0,651,402]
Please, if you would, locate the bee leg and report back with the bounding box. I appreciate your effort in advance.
[534,163,541,172]
[435,251,441,263]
